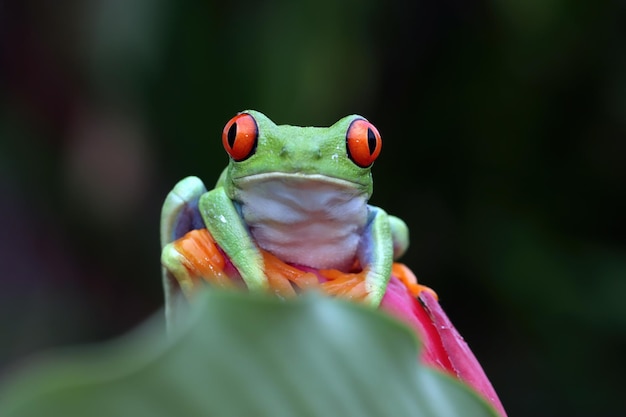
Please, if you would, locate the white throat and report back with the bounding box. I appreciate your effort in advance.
[233,173,369,270]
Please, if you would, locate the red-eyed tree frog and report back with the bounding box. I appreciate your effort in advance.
[160,110,411,323]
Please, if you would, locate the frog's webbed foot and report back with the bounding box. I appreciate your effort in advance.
[261,250,319,298]
[392,263,438,300]
[161,229,240,298]
[319,267,369,302]
[318,263,437,303]
[163,235,321,299]
[260,253,372,303]
[258,253,372,303]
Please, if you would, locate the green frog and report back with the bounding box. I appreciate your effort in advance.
[160,111,410,322]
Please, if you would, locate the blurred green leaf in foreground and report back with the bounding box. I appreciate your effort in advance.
[0,290,497,417]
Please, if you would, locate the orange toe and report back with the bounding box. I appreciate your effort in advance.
[174,229,234,289]
[261,250,319,298]
[392,263,438,300]
[319,269,369,302]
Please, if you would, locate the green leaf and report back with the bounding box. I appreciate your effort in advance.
[0,291,498,417]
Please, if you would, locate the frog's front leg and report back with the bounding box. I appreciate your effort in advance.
[359,206,398,305]
[198,188,268,293]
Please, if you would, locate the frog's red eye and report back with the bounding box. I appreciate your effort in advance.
[346,118,382,168]
[222,113,258,161]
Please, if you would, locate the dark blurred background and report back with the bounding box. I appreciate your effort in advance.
[1,0,625,415]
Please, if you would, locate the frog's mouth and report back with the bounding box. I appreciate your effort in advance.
[233,172,368,191]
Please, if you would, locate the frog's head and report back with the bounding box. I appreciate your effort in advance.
[220,110,382,198]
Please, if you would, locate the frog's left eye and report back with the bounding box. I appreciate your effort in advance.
[222,113,258,161]
[346,118,382,168]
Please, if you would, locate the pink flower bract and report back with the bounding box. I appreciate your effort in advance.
[381,276,507,417]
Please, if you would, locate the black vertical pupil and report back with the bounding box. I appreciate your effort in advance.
[367,128,377,154]
[228,123,238,148]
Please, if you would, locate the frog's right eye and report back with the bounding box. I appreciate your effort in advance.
[222,113,258,161]
[346,118,382,168]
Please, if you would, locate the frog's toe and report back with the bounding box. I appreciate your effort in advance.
[392,263,438,300]
[261,250,319,298]
[319,269,369,302]
[164,229,237,294]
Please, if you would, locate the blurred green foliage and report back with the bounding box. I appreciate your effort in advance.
[0,0,624,416]
[0,291,499,417]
